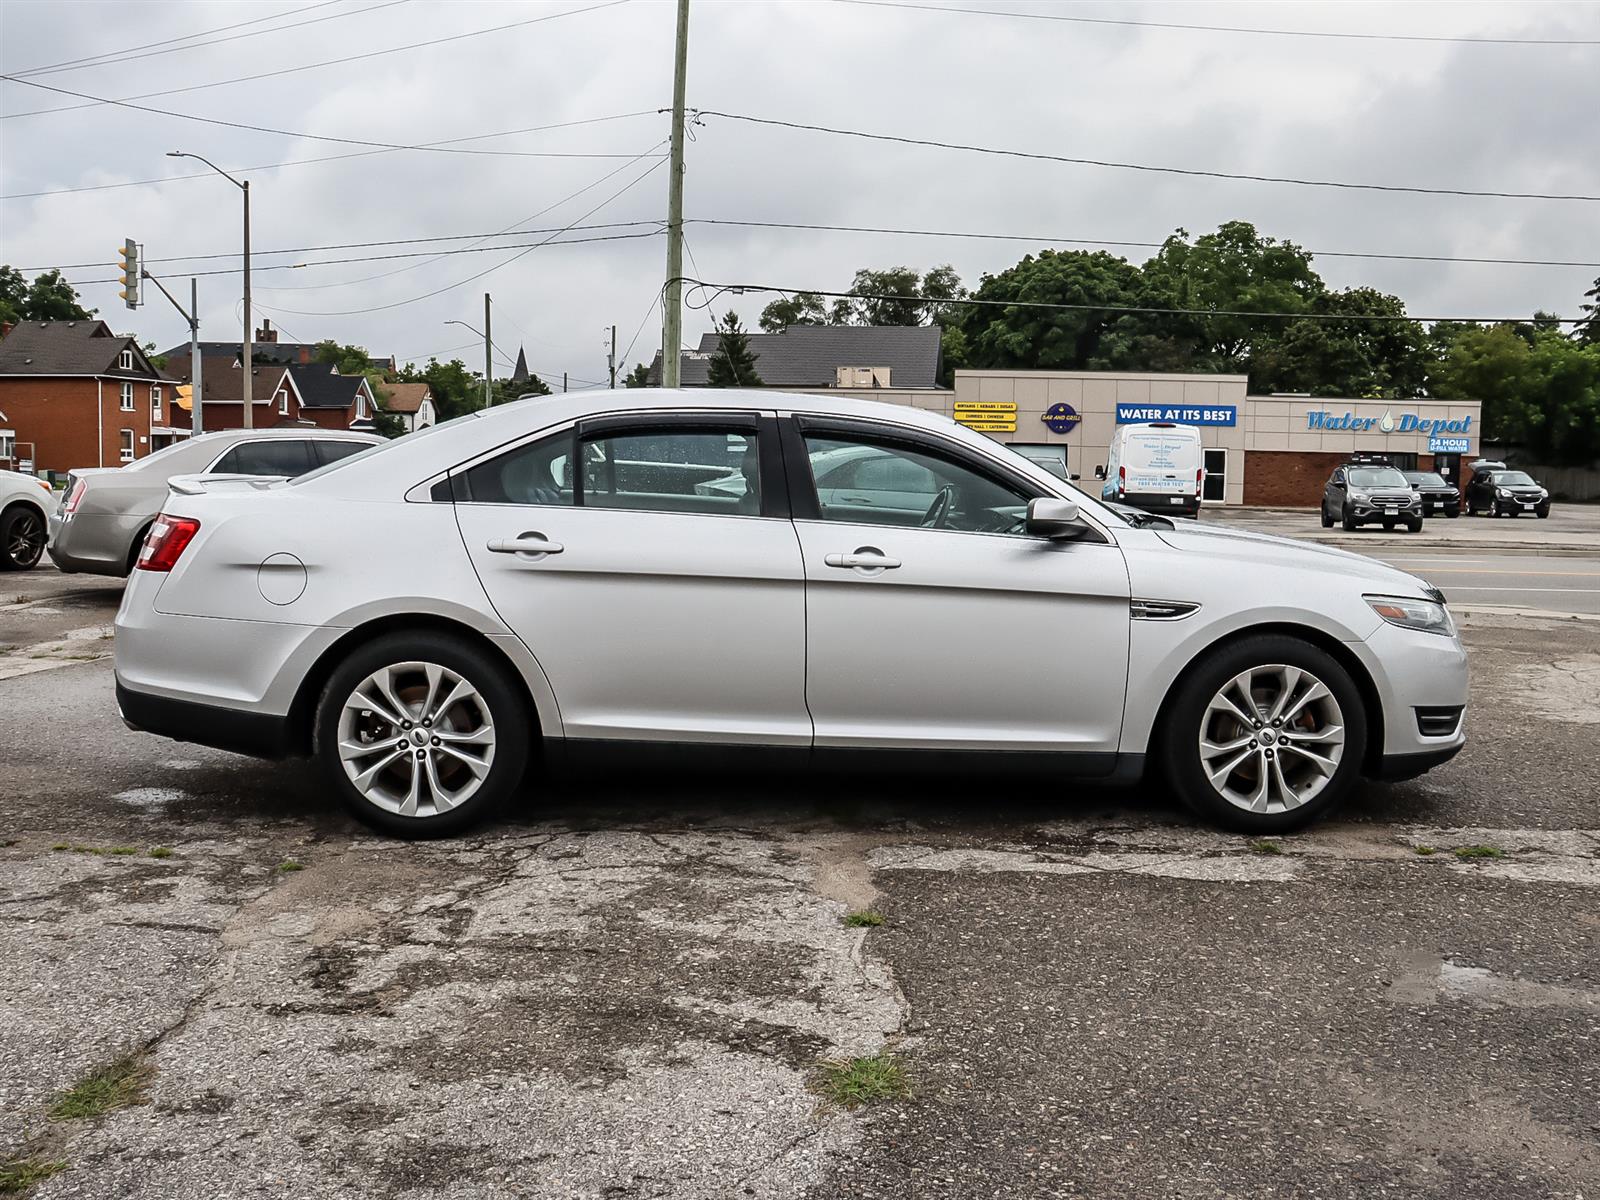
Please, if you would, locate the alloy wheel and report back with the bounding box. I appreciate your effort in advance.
[6,510,45,568]
[335,661,497,818]
[1197,664,1346,815]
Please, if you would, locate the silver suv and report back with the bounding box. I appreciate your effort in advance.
[49,428,382,576]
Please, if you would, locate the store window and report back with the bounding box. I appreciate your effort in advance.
[1008,443,1070,482]
[1203,449,1227,502]
[1385,452,1418,471]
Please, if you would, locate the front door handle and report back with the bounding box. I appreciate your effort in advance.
[487,533,564,557]
[824,547,901,571]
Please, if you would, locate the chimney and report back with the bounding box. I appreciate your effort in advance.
[298,346,311,364]
[0,321,13,340]
[255,318,278,344]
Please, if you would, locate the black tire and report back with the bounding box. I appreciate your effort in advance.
[1446,509,1460,519]
[313,631,531,838]
[0,503,47,571]
[1319,504,1334,529]
[1341,511,1358,532]
[1159,634,1368,834]
[1536,504,1550,519]
[1405,517,1422,533]
[1382,520,1396,532]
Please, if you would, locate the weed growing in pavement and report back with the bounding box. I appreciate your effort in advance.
[843,910,885,928]
[1454,845,1505,860]
[49,844,69,852]
[816,1053,911,1108]
[277,860,304,872]
[50,1053,151,1121]
[0,1157,67,1193]
[1414,845,1437,856]
[0,839,18,848]
[148,847,174,859]
[1247,840,1284,855]
[107,848,138,856]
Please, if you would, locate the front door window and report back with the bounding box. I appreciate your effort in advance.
[803,434,1029,534]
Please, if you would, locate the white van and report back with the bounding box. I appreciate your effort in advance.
[1099,423,1204,516]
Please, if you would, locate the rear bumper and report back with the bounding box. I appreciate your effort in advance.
[116,677,294,760]
[48,512,144,576]
[1115,492,1200,515]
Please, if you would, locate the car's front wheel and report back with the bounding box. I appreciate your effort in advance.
[0,504,46,571]
[314,632,530,837]
[1161,635,1368,833]
[1319,504,1334,529]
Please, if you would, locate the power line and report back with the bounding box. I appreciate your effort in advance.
[695,111,1600,203]
[826,0,1600,46]
[676,276,1595,325]
[4,1,633,120]
[254,158,667,316]
[4,0,354,77]
[0,111,661,201]
[0,67,648,160]
[685,218,1600,270]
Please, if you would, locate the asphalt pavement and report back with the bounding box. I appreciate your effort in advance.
[2,545,1598,1199]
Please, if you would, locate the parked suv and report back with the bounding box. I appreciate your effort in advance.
[1401,470,1461,519]
[1320,463,1423,532]
[1464,461,1550,518]
[49,428,383,576]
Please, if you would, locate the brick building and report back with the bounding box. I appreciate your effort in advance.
[163,357,378,433]
[0,320,176,475]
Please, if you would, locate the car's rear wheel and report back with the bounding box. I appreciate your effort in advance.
[314,632,530,837]
[1161,635,1367,833]
[0,504,46,571]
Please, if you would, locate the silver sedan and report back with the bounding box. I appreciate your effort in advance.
[114,390,1468,836]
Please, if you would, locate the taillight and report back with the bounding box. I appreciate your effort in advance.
[1196,467,1205,495]
[62,477,87,515]
[1117,465,1126,494]
[136,515,201,572]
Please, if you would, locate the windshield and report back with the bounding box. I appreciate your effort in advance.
[1404,472,1447,487]
[1493,471,1537,487]
[1347,467,1409,489]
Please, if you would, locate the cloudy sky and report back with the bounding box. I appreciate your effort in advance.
[2,0,1596,387]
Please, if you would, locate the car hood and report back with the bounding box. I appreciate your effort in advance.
[1151,521,1434,595]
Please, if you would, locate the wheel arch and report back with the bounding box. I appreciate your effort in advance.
[1151,622,1385,774]
[285,613,548,756]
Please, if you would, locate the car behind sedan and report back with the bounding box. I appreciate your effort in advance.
[1401,470,1461,519]
[114,390,1468,838]
[0,467,54,570]
[50,428,383,576]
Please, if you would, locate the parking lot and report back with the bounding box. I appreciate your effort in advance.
[2,515,1598,1199]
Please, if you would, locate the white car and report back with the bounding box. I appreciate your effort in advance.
[1,468,53,571]
[114,390,1468,837]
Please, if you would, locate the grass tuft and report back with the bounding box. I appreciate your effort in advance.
[816,1052,911,1109]
[1414,845,1437,856]
[0,1157,67,1194]
[49,1053,151,1121]
[1453,844,1504,860]
[107,847,138,857]
[843,910,885,928]
[1247,839,1284,855]
[50,844,69,852]
[277,860,304,873]
[147,847,174,859]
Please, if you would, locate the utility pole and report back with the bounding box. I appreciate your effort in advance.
[483,292,493,408]
[660,0,690,388]
[563,372,568,394]
[608,324,617,389]
[241,179,253,428]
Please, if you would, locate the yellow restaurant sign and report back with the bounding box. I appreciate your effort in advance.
[953,402,1017,413]
[956,420,1018,433]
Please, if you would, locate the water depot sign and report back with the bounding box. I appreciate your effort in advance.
[1114,404,1237,427]
[1306,409,1473,437]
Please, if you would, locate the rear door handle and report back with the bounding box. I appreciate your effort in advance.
[824,548,901,571]
[487,533,564,557]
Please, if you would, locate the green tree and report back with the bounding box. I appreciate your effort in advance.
[1430,324,1534,442]
[827,265,964,327]
[623,362,651,388]
[958,249,1142,370]
[0,266,94,323]
[705,311,763,387]
[758,291,827,332]
[1249,288,1429,398]
[1578,275,1600,346]
[396,357,484,421]
[1524,332,1600,462]
[495,372,552,405]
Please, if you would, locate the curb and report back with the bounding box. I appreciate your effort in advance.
[1454,604,1600,623]
[1293,536,1598,556]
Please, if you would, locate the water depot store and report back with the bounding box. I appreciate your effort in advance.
[894,371,1482,508]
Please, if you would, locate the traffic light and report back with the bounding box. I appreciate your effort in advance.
[117,238,141,309]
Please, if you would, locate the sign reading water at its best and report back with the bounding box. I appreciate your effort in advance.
[1114,404,1237,426]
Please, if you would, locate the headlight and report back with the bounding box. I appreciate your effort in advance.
[1349,490,1369,503]
[1539,488,1548,498]
[1366,595,1455,637]
[1496,488,1510,498]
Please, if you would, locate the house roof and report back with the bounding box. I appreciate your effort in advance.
[0,320,167,379]
[381,382,431,414]
[157,340,397,372]
[646,324,943,389]
[162,355,286,405]
[285,362,369,409]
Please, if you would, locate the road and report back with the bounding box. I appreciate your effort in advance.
[1375,550,1600,617]
[3,562,1599,1199]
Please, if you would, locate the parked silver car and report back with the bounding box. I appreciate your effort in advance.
[0,468,54,570]
[114,390,1468,837]
[50,428,383,576]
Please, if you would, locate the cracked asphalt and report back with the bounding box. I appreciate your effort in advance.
[2,572,1597,1198]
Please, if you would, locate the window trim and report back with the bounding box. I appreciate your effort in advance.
[119,382,135,411]
[119,428,135,463]
[118,349,134,370]
[151,384,162,421]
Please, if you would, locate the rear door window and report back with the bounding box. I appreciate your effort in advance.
[314,440,373,467]
[210,440,316,477]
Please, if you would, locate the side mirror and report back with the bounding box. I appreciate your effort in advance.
[1094,465,1106,480]
[1069,472,1081,481]
[1026,496,1084,540]
[1332,479,1346,489]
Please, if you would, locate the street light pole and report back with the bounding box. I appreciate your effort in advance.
[660,0,690,388]
[168,151,252,428]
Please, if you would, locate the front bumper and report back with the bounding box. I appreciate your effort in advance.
[1350,620,1469,776]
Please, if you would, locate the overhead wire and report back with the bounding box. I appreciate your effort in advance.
[823,0,1600,46]
[3,1,634,120]
[694,110,1600,202]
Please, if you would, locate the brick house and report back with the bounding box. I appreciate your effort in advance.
[284,363,378,431]
[0,319,176,475]
[158,319,397,373]
[161,356,377,432]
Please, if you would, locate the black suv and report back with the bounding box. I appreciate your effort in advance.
[1465,461,1550,518]
[1401,470,1461,518]
[1320,461,1423,532]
